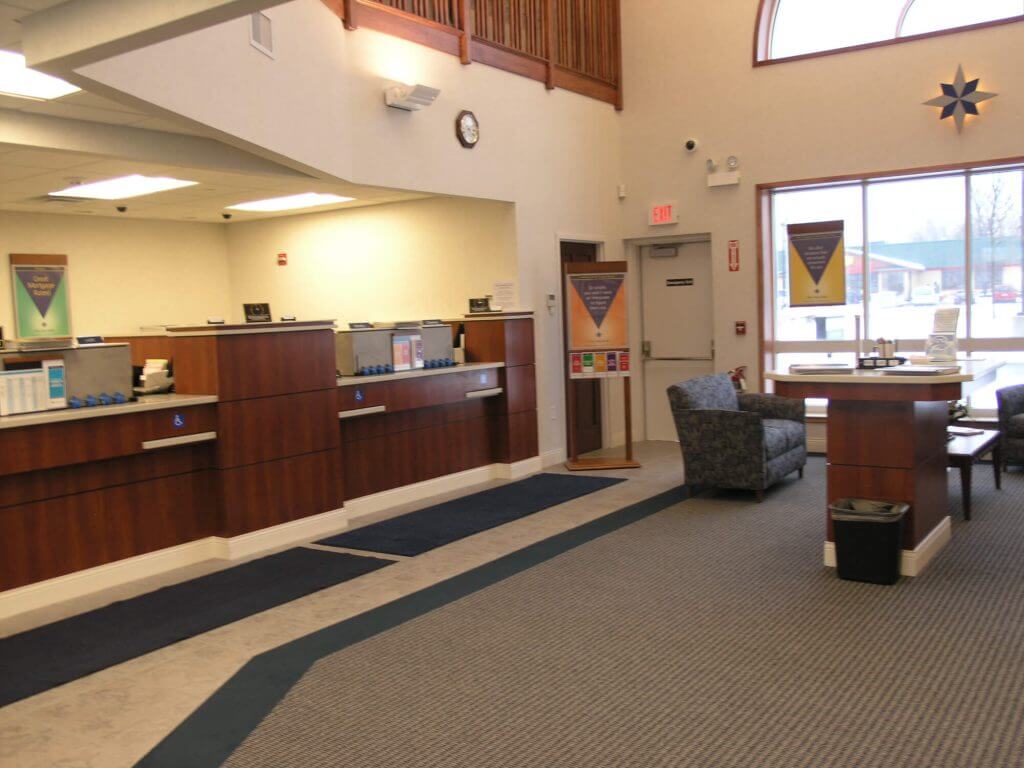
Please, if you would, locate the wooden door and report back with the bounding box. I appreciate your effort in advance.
[561,241,603,455]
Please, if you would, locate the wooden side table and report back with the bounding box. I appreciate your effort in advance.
[947,429,1002,520]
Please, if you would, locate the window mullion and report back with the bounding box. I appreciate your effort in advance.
[861,181,870,353]
[965,172,973,345]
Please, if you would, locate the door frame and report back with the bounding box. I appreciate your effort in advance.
[625,232,714,442]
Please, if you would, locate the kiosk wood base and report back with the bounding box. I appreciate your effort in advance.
[565,457,641,471]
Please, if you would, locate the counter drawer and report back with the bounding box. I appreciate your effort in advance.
[0,404,218,476]
[337,368,501,416]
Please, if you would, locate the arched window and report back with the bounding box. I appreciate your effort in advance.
[757,0,1024,63]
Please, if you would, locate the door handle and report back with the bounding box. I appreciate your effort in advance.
[642,340,652,358]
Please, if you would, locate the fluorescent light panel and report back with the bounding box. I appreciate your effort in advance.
[50,174,198,200]
[0,50,80,100]
[227,192,355,212]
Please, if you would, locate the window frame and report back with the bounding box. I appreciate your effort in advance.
[754,0,1024,66]
[757,155,1024,416]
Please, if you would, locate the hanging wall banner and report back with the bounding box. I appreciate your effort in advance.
[787,221,846,307]
[9,254,71,339]
[566,263,631,380]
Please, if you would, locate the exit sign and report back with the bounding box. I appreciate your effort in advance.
[649,202,678,226]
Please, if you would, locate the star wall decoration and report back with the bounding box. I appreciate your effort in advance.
[923,65,997,133]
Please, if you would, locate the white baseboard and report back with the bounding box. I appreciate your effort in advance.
[0,457,546,621]
[822,515,951,577]
[541,447,567,467]
[215,507,351,561]
[0,537,220,621]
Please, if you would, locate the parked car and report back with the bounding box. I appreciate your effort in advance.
[910,285,940,305]
[994,284,1020,303]
[940,289,966,305]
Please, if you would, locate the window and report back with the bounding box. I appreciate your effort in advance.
[760,0,1024,62]
[763,163,1024,416]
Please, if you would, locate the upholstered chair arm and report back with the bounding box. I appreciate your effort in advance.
[738,392,806,423]
[997,385,1024,432]
[672,409,766,487]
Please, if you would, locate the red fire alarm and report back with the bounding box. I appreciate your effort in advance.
[277,253,288,266]
[735,320,747,336]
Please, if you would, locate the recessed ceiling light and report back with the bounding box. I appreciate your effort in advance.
[50,174,198,200]
[0,50,80,101]
[226,192,355,212]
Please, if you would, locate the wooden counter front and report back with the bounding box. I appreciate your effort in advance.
[0,398,219,591]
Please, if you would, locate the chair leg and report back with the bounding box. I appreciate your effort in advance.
[756,489,765,503]
[798,467,804,479]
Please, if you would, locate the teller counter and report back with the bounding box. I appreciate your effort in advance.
[0,394,219,591]
[1,316,539,597]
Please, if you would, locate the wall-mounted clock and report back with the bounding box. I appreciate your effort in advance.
[456,110,479,149]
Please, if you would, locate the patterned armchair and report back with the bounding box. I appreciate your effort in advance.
[667,374,807,501]
[996,384,1024,469]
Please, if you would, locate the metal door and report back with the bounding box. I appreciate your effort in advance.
[641,240,715,442]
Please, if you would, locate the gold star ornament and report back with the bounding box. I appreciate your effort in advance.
[924,65,997,133]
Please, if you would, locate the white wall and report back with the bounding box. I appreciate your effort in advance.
[77,0,626,458]
[620,2,1024,384]
[225,196,518,324]
[0,211,231,337]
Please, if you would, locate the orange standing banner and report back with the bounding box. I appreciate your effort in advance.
[564,261,639,471]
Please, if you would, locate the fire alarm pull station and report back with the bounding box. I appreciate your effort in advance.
[735,321,747,336]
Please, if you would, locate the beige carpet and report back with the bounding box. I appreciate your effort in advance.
[220,459,1024,767]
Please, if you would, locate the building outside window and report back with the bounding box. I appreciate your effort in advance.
[765,163,1024,415]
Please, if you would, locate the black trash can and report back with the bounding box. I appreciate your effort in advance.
[829,499,909,585]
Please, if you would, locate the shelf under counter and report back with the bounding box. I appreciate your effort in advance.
[337,361,504,387]
[0,393,218,430]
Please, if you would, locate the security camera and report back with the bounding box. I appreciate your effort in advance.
[116,205,127,213]
[684,139,698,153]
[222,213,232,220]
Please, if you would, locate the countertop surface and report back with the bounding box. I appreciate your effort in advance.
[338,361,504,387]
[0,393,218,430]
[766,359,1002,385]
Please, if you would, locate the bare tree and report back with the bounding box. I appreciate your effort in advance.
[972,175,1017,298]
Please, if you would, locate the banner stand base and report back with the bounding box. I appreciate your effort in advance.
[565,458,641,472]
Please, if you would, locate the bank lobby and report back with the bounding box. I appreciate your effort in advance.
[2,2,1024,767]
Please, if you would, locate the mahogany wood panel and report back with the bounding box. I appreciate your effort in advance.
[0,404,217,477]
[471,37,547,81]
[342,416,495,499]
[172,329,336,401]
[340,398,493,442]
[219,448,343,536]
[320,0,621,108]
[827,454,948,549]
[0,469,219,590]
[493,409,539,463]
[216,390,339,469]
[106,336,174,367]
[502,364,537,414]
[0,444,214,509]
[348,0,461,55]
[168,336,220,396]
[337,368,501,413]
[826,400,950,469]
[775,380,962,403]
[464,319,535,366]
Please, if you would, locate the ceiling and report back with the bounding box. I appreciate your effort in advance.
[0,3,430,223]
[0,141,430,222]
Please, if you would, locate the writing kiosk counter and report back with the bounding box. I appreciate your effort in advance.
[767,360,1001,576]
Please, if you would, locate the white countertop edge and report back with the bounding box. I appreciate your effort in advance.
[167,323,336,337]
[338,361,505,387]
[0,394,218,430]
[766,372,975,385]
[766,360,1002,386]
